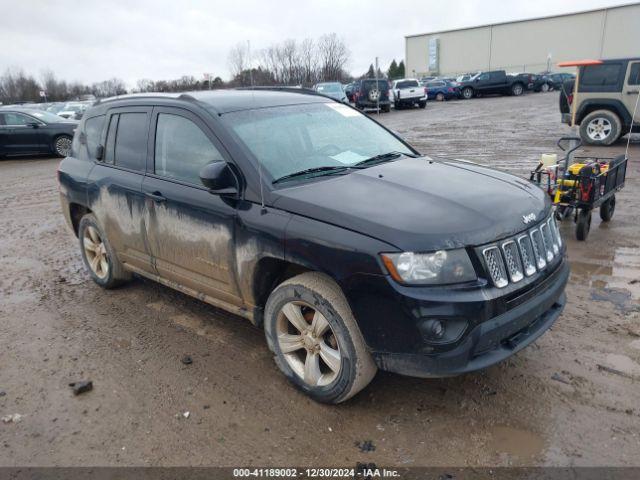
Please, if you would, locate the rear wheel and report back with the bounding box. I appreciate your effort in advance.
[575,209,592,241]
[462,87,474,99]
[600,195,616,222]
[78,214,131,288]
[419,100,426,108]
[264,272,377,404]
[580,110,621,146]
[540,83,550,93]
[436,92,444,101]
[511,83,524,96]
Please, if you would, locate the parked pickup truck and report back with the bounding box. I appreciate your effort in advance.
[390,78,427,109]
[458,70,533,99]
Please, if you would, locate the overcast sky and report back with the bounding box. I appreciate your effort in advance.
[1,0,629,87]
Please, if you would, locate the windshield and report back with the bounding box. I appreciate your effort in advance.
[63,104,83,112]
[316,84,342,93]
[221,102,413,182]
[28,110,68,123]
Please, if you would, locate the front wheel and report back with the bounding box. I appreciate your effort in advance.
[53,135,73,157]
[575,209,592,241]
[600,195,616,222]
[462,87,474,99]
[540,83,550,93]
[264,272,377,404]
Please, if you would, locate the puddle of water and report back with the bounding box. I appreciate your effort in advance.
[569,247,640,303]
[486,426,545,461]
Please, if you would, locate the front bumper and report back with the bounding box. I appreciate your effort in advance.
[347,257,569,378]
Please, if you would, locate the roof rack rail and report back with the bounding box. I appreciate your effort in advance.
[236,86,319,96]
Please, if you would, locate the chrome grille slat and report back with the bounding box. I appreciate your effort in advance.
[481,214,562,288]
[546,218,559,255]
[516,235,536,277]
[540,223,554,262]
[529,228,547,270]
[482,246,508,288]
[501,241,523,282]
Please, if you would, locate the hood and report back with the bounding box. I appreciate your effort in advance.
[272,157,549,251]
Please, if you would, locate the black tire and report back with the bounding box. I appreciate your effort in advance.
[436,92,444,101]
[575,209,592,241]
[78,213,131,288]
[53,134,73,157]
[540,83,550,93]
[599,195,616,222]
[264,272,377,404]
[511,83,524,96]
[462,87,474,100]
[381,104,390,113]
[418,100,426,108]
[579,109,622,146]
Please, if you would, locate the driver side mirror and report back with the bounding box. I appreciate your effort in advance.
[200,161,239,196]
[27,122,40,128]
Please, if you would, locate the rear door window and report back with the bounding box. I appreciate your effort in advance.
[2,112,37,126]
[154,113,224,184]
[113,113,148,171]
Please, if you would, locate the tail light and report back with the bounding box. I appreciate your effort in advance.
[424,87,428,94]
[567,93,573,105]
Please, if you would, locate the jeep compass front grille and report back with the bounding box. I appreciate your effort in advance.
[481,216,562,288]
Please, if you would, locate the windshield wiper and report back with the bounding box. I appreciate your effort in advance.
[272,165,363,184]
[354,151,418,167]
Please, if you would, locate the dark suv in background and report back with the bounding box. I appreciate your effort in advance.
[58,90,568,403]
[352,79,391,112]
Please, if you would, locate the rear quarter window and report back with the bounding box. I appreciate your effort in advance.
[581,63,624,92]
[84,115,105,159]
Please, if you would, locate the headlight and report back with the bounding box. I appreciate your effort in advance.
[381,249,476,285]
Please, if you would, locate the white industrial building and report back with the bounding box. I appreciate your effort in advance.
[405,2,640,78]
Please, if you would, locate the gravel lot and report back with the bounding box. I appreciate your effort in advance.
[0,92,639,467]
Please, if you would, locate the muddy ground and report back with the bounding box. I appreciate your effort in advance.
[0,92,639,467]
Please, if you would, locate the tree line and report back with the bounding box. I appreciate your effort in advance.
[1,32,406,104]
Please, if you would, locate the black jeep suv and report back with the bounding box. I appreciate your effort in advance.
[58,90,568,403]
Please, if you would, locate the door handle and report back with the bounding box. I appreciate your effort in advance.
[145,191,166,203]
[627,90,639,94]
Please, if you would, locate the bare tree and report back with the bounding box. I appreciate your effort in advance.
[228,42,251,85]
[317,33,350,82]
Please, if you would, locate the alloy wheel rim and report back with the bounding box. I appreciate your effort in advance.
[587,118,612,141]
[275,301,341,387]
[83,226,109,279]
[56,137,72,156]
